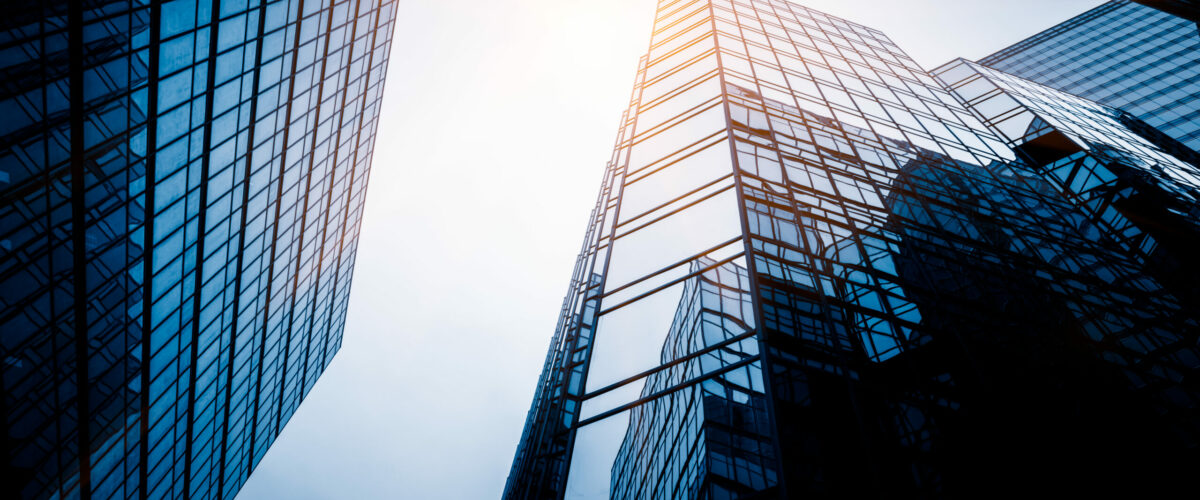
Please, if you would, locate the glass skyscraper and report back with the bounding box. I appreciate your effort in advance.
[979,0,1200,150]
[505,0,1200,498]
[0,1,395,499]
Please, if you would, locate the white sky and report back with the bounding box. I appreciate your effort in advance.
[235,1,1104,498]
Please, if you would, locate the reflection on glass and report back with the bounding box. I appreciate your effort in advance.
[0,1,398,498]
[506,1,1200,498]
[610,260,769,500]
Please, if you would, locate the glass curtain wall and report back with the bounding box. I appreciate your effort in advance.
[979,0,1200,150]
[506,1,1200,498]
[0,1,396,499]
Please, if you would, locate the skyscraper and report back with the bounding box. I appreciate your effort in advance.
[0,1,395,498]
[979,0,1200,150]
[505,0,1200,497]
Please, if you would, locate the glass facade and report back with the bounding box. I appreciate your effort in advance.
[0,1,395,499]
[979,0,1200,150]
[609,260,770,500]
[505,0,1200,498]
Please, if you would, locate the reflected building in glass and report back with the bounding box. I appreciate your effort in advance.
[610,260,772,500]
[505,0,1200,498]
[979,0,1200,150]
[0,1,395,499]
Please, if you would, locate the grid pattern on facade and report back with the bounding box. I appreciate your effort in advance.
[610,261,771,500]
[1,2,149,498]
[935,56,1200,346]
[978,0,1200,150]
[936,57,1200,209]
[506,1,1200,498]
[0,1,396,499]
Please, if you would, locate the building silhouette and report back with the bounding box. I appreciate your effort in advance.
[505,0,1200,498]
[0,1,396,498]
[1131,0,1200,23]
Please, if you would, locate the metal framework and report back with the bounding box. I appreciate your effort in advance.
[505,1,1200,498]
[979,0,1200,150]
[0,1,396,498]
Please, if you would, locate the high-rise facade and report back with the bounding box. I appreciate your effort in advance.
[979,0,1200,150]
[0,1,395,499]
[609,260,770,500]
[505,0,1200,498]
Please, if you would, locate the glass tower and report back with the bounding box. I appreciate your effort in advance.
[979,0,1200,151]
[505,0,1200,498]
[0,1,395,499]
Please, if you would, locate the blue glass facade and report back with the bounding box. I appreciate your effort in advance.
[0,1,395,498]
[505,0,1200,498]
[610,260,773,499]
[979,0,1200,150]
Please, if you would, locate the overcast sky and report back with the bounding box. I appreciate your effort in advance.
[234,1,1105,498]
